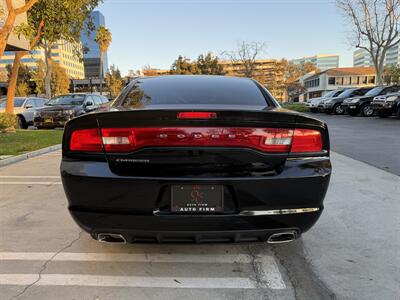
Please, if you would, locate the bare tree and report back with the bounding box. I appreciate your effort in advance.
[222,41,266,78]
[337,0,400,85]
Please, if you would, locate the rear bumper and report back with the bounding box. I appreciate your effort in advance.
[61,157,331,242]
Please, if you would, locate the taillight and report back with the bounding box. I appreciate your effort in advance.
[291,129,322,153]
[70,128,102,152]
[177,112,217,119]
[101,128,134,152]
[69,127,323,154]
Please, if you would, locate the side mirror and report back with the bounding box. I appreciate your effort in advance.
[25,104,33,109]
[84,101,95,111]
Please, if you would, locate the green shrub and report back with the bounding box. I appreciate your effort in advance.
[0,113,17,131]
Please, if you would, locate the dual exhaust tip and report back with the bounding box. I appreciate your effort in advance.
[267,231,297,244]
[97,233,127,244]
[97,231,297,244]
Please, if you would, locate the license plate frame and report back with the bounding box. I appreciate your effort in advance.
[171,185,224,213]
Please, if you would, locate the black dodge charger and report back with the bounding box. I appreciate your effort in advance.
[61,75,331,244]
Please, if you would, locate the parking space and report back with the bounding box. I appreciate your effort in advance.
[1,149,399,299]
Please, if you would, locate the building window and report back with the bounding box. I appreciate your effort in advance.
[335,77,343,85]
[343,77,351,85]
[368,76,375,84]
[360,76,368,84]
[328,77,335,85]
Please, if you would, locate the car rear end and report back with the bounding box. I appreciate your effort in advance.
[61,76,331,244]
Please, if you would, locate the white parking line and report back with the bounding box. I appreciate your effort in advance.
[0,182,61,185]
[0,252,286,289]
[0,176,60,178]
[0,274,257,289]
[0,252,253,264]
[256,256,286,289]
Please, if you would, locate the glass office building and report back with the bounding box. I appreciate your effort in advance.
[353,42,400,67]
[290,54,339,71]
[80,11,109,78]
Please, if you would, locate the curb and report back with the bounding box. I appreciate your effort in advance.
[0,144,61,168]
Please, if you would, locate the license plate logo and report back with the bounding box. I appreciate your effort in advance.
[171,185,224,213]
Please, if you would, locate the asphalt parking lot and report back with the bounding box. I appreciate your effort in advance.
[312,114,400,175]
[0,116,399,300]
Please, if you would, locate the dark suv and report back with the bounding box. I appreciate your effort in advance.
[322,87,373,115]
[341,85,400,117]
[371,92,400,118]
[33,94,109,129]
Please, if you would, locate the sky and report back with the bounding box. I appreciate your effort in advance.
[97,0,355,75]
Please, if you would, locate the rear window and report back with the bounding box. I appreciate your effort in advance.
[118,76,269,107]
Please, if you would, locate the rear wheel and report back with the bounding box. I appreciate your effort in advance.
[16,116,27,129]
[377,110,390,118]
[333,104,344,115]
[360,104,374,117]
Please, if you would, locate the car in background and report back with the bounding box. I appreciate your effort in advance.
[33,93,109,129]
[371,92,400,118]
[306,90,344,113]
[0,96,48,129]
[322,87,373,115]
[342,85,400,117]
[317,89,348,112]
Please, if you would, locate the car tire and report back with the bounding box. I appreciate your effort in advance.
[377,111,390,118]
[396,107,400,119]
[333,104,344,115]
[360,104,374,117]
[16,116,27,129]
[310,108,318,113]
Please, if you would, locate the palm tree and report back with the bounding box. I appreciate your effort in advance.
[95,26,112,95]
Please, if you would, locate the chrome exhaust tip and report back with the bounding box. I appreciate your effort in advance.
[267,231,297,244]
[97,233,127,244]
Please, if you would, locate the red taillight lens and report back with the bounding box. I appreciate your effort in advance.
[177,112,217,119]
[69,127,323,154]
[291,129,322,153]
[70,128,102,152]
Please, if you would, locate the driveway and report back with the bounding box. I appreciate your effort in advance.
[0,150,399,299]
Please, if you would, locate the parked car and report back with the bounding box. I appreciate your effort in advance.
[306,90,344,113]
[0,96,48,129]
[342,85,400,117]
[61,75,331,244]
[322,87,373,115]
[371,92,400,118]
[33,93,109,129]
[317,89,348,112]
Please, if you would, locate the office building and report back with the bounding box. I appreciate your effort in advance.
[0,40,85,79]
[353,42,400,67]
[290,54,339,70]
[80,11,108,78]
[219,59,287,101]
